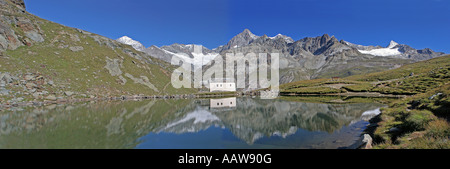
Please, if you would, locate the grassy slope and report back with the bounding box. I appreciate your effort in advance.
[280,55,450,95]
[314,56,413,79]
[373,83,449,149]
[346,55,450,82]
[280,95,396,105]
[280,78,359,94]
[280,55,450,148]
[0,11,196,101]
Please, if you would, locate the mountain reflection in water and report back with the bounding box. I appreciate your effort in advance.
[0,97,384,149]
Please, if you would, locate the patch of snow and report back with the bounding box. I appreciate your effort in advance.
[344,40,371,49]
[271,126,297,138]
[269,34,282,39]
[192,52,219,66]
[162,107,220,132]
[251,132,264,143]
[357,40,403,56]
[249,33,258,40]
[213,45,223,50]
[184,44,196,50]
[149,45,160,49]
[360,108,382,121]
[162,48,219,69]
[362,108,381,116]
[358,48,402,56]
[269,34,294,43]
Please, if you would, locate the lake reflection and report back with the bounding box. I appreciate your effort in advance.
[0,97,384,149]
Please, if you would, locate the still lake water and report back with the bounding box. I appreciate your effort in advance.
[0,97,384,149]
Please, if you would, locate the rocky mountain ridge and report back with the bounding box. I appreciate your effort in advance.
[118,29,445,85]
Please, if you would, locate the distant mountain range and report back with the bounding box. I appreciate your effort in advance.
[117,29,445,85]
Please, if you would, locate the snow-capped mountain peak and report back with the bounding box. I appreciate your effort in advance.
[270,33,294,43]
[242,29,259,40]
[270,34,284,38]
[116,36,145,52]
[387,40,399,49]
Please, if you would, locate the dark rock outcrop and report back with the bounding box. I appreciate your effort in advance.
[10,0,25,9]
[0,0,43,52]
[213,29,260,52]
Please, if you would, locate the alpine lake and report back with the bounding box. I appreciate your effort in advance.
[0,96,390,149]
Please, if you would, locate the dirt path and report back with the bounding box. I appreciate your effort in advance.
[332,92,408,98]
[370,78,402,85]
[281,92,408,98]
[323,84,354,89]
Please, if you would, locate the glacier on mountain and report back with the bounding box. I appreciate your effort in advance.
[357,40,402,56]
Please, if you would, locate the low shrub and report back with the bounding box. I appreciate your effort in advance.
[283,87,342,94]
[403,110,437,131]
[342,83,374,92]
[425,118,450,138]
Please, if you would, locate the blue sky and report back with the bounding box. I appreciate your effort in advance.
[26,0,449,53]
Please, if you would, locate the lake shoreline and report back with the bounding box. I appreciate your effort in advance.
[1,91,400,109]
[1,90,402,109]
[0,92,244,109]
[280,91,410,98]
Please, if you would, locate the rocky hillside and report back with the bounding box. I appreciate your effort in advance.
[0,0,195,105]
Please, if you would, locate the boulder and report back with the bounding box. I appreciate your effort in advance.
[429,93,443,100]
[64,91,74,97]
[75,28,92,35]
[24,74,35,81]
[45,95,57,101]
[32,92,40,99]
[69,46,84,52]
[58,44,68,49]
[16,97,23,102]
[389,127,401,133]
[25,82,36,89]
[25,31,44,43]
[104,58,123,76]
[0,73,15,83]
[0,88,9,95]
[362,134,373,149]
[118,75,127,85]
